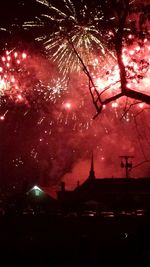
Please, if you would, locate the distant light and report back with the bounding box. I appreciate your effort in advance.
[17,94,23,101]
[64,102,71,109]
[127,83,131,89]
[31,185,43,196]
[14,52,18,58]
[0,79,6,90]
[124,232,128,238]
[0,116,4,121]
[112,102,118,108]
[11,77,15,83]
[135,46,140,52]
[139,103,144,109]
[22,53,27,59]
[7,56,11,61]
[2,57,5,62]
[129,50,134,56]
[108,31,114,36]
[32,185,42,191]
[128,34,133,39]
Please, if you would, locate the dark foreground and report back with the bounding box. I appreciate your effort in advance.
[0,214,150,267]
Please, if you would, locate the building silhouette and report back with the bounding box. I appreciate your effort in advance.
[5,185,57,215]
[58,155,150,213]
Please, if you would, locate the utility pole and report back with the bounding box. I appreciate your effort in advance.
[120,156,134,178]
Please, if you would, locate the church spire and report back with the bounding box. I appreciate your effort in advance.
[89,152,95,180]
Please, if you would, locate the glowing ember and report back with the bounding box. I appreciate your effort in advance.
[64,102,72,110]
[0,115,4,120]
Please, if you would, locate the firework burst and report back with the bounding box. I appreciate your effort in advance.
[0,48,69,111]
[0,50,28,103]
[23,0,114,75]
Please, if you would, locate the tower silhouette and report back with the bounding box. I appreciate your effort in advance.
[89,152,95,180]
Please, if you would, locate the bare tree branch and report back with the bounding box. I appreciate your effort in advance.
[133,115,147,160]
[133,160,150,169]
[67,1,150,118]
[120,100,141,120]
[99,80,120,97]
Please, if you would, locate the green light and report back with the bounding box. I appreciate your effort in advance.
[35,189,40,196]
[31,185,43,196]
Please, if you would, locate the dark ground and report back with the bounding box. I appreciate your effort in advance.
[0,214,150,267]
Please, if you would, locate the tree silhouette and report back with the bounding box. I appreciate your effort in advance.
[69,0,150,118]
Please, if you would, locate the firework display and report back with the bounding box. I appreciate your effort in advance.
[0,0,150,189]
[23,0,114,75]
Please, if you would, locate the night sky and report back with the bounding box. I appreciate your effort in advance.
[0,0,150,192]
